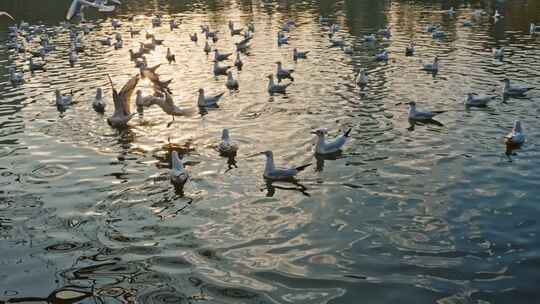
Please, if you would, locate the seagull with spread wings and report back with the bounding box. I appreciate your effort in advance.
[106,74,139,129]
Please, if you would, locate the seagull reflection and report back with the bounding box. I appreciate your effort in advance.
[3,286,95,304]
[407,118,444,131]
[315,151,344,172]
[263,179,310,197]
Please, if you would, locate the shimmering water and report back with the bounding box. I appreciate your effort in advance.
[1,0,540,303]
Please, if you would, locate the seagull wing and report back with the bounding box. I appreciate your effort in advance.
[66,0,99,20]
[118,74,140,115]
[0,11,15,20]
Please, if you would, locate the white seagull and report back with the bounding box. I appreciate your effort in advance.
[226,71,239,90]
[93,88,106,113]
[267,74,291,94]
[218,129,238,155]
[465,93,496,107]
[169,151,189,193]
[356,70,368,88]
[293,48,309,60]
[502,78,534,97]
[197,89,225,108]
[422,57,439,72]
[251,151,311,181]
[276,61,294,81]
[0,11,15,20]
[106,74,139,129]
[55,89,73,107]
[408,101,445,120]
[312,128,352,155]
[505,121,525,146]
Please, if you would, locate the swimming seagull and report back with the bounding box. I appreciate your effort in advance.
[169,151,189,194]
[356,70,368,88]
[8,67,24,85]
[189,33,198,42]
[493,10,502,20]
[0,11,15,20]
[69,50,78,67]
[98,37,112,46]
[502,79,534,97]
[422,57,439,72]
[405,41,415,56]
[66,0,118,21]
[493,47,504,60]
[374,50,389,61]
[531,23,540,34]
[114,39,123,49]
[276,61,294,82]
[293,48,309,61]
[249,151,311,181]
[267,74,291,94]
[465,93,496,107]
[93,88,106,113]
[197,89,225,108]
[106,74,139,129]
[214,49,232,61]
[408,101,445,120]
[226,71,239,90]
[28,57,46,72]
[170,19,179,31]
[213,61,231,76]
[166,48,176,64]
[218,128,238,156]
[152,15,161,27]
[234,51,243,70]
[204,41,211,54]
[505,121,525,146]
[312,128,352,155]
[55,89,73,107]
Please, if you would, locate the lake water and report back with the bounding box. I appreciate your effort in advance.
[1,0,540,303]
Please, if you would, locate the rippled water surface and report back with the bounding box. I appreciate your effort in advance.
[1,0,540,303]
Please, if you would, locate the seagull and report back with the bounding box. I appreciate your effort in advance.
[55,89,73,107]
[363,34,376,42]
[114,39,123,49]
[330,36,345,47]
[293,48,309,61]
[166,48,175,64]
[69,50,78,67]
[28,57,46,72]
[276,61,294,82]
[250,151,311,181]
[189,33,198,42]
[432,30,446,38]
[98,37,112,46]
[226,71,239,90]
[267,74,291,94]
[531,23,540,34]
[426,24,438,32]
[214,49,232,61]
[228,20,234,31]
[493,10,502,20]
[8,67,24,85]
[378,26,392,37]
[248,22,255,32]
[135,90,164,114]
[197,89,225,108]
[111,19,121,29]
[234,51,243,70]
[465,93,496,107]
[408,101,445,120]
[445,7,455,16]
[128,26,140,38]
[151,37,164,46]
[502,79,534,97]
[218,129,238,156]
[152,15,161,27]
[169,151,189,194]
[493,47,504,60]
[342,45,354,54]
[66,0,120,21]
[0,11,15,20]
[422,56,439,72]
[230,27,243,36]
[170,19,179,31]
[277,32,289,45]
[312,128,352,155]
[114,32,122,42]
[235,38,251,52]
[213,61,231,76]
[356,70,368,88]
[129,49,144,61]
[374,50,389,61]
[204,41,211,54]
[505,121,525,146]
[106,74,139,129]
[463,20,473,27]
[405,41,415,56]
[93,88,106,113]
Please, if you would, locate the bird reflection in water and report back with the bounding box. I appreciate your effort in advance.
[407,118,444,131]
[263,179,310,197]
[2,286,96,304]
[315,151,344,172]
[504,141,523,162]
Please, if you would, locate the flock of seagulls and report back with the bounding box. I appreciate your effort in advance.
[1,2,538,194]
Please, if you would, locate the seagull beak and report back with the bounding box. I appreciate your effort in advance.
[246,152,262,158]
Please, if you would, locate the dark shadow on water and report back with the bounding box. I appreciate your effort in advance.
[315,151,344,172]
[263,179,310,197]
[407,118,444,131]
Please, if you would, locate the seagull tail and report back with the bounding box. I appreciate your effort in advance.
[295,163,312,172]
[344,128,352,137]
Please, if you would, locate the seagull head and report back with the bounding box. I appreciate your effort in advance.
[514,120,522,132]
[311,129,327,137]
[408,101,416,107]
[502,78,510,84]
[275,61,282,66]
[222,128,230,140]
[198,88,204,95]
[267,74,274,80]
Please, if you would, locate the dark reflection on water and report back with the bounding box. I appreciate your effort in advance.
[1,0,540,303]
